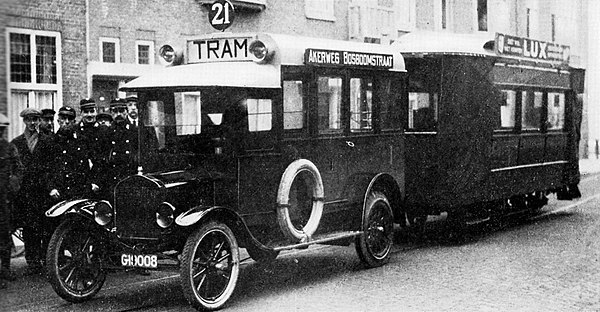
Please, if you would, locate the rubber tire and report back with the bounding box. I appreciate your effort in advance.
[355,192,394,268]
[46,219,107,303]
[181,221,240,311]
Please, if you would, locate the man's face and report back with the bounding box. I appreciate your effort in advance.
[23,116,39,132]
[127,101,138,120]
[97,117,112,127]
[40,117,54,133]
[58,115,75,129]
[111,107,128,124]
[82,107,97,124]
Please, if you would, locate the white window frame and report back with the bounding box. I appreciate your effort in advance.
[135,40,155,65]
[99,37,120,63]
[6,27,63,139]
[305,0,335,21]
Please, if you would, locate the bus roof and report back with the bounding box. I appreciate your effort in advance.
[122,33,405,92]
[393,31,572,69]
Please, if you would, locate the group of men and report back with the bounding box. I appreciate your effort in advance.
[0,96,143,288]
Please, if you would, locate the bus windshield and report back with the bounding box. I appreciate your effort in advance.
[138,87,275,172]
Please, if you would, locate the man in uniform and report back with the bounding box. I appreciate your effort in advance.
[77,98,103,197]
[11,108,51,275]
[39,109,56,136]
[0,113,22,287]
[97,109,113,128]
[100,98,138,193]
[49,106,93,200]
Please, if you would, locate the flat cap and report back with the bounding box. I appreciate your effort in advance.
[110,98,127,108]
[58,106,76,117]
[80,98,97,109]
[41,109,56,118]
[20,108,42,118]
[125,96,138,102]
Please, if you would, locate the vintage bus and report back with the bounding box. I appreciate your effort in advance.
[394,31,583,228]
[45,32,407,311]
[44,31,583,311]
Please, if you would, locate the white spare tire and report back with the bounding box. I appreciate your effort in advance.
[277,159,324,242]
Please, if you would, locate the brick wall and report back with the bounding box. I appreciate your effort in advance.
[2,0,86,139]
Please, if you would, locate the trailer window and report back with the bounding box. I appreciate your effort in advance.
[283,80,305,130]
[499,90,516,129]
[379,77,402,131]
[521,91,542,130]
[318,76,343,134]
[547,92,565,130]
[350,77,373,132]
[408,92,438,131]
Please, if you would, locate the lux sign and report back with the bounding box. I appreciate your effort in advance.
[495,33,570,63]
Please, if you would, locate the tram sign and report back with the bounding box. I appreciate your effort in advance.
[208,0,235,31]
[495,33,570,63]
[187,36,251,63]
[304,48,393,69]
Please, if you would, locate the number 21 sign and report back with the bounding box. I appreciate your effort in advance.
[209,0,235,31]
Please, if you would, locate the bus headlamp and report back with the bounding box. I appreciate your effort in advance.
[159,45,183,66]
[156,202,176,228]
[249,40,274,64]
[94,201,113,226]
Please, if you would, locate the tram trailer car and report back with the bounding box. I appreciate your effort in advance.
[394,32,584,226]
[44,33,407,311]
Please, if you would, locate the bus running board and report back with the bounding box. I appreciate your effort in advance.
[272,231,362,252]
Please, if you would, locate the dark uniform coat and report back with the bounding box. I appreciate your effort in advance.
[49,128,93,199]
[101,123,138,191]
[0,138,23,267]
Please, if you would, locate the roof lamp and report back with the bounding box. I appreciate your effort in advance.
[159,45,183,66]
[249,40,273,64]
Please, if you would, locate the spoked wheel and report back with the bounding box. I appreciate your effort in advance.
[46,219,107,303]
[355,191,394,268]
[181,221,240,311]
[11,228,25,258]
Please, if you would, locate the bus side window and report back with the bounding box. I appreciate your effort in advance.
[247,98,272,132]
[408,92,438,131]
[521,91,543,130]
[350,77,373,132]
[379,76,402,131]
[547,92,565,130]
[317,76,343,134]
[498,90,516,130]
[283,80,304,130]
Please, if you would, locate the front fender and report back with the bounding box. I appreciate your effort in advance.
[175,206,236,227]
[45,199,97,219]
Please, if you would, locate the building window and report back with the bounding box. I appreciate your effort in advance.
[136,40,155,65]
[100,37,120,63]
[305,0,335,21]
[441,0,447,29]
[477,0,488,31]
[551,14,556,42]
[526,8,531,37]
[7,28,61,138]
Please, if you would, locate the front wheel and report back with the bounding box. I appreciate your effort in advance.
[46,219,107,303]
[181,221,240,311]
[355,191,394,268]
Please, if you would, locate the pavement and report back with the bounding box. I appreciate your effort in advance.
[579,157,600,175]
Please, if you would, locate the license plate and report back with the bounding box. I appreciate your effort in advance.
[121,253,158,269]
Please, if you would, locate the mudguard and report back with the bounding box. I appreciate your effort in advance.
[45,199,97,219]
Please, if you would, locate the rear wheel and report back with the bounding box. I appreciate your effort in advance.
[181,221,240,311]
[46,219,107,303]
[355,192,394,268]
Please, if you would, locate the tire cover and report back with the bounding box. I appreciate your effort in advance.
[276,159,324,242]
